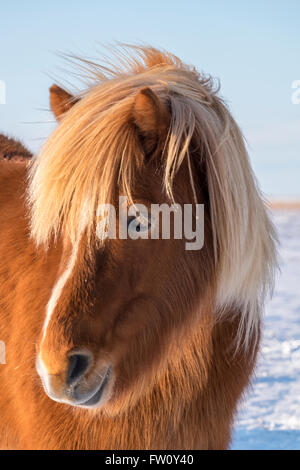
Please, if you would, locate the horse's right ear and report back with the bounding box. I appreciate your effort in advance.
[49,84,79,121]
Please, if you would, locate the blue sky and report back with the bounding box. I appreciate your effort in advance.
[0,0,299,198]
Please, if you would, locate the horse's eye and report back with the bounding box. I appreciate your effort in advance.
[127,215,151,234]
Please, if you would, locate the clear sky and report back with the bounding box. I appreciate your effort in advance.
[0,0,299,198]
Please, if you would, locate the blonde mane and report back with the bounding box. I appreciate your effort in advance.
[28,45,277,347]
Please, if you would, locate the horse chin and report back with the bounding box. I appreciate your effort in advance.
[76,366,114,410]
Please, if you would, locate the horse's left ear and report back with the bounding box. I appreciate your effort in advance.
[49,84,79,121]
[132,87,170,152]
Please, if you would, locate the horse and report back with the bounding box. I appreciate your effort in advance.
[0,46,277,449]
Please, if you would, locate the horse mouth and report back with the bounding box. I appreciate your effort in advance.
[77,366,112,408]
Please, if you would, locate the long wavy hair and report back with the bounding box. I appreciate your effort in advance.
[29,46,276,347]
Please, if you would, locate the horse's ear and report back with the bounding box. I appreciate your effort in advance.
[49,84,79,121]
[132,87,170,152]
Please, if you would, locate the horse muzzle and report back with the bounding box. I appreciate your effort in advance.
[36,351,113,409]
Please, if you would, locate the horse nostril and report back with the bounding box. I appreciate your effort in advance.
[67,352,91,386]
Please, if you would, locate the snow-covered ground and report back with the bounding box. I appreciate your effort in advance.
[232,209,300,450]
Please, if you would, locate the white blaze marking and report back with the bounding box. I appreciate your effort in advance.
[41,239,80,346]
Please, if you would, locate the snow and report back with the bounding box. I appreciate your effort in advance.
[232,210,300,450]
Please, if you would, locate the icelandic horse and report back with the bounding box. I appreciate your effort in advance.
[0,46,276,449]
